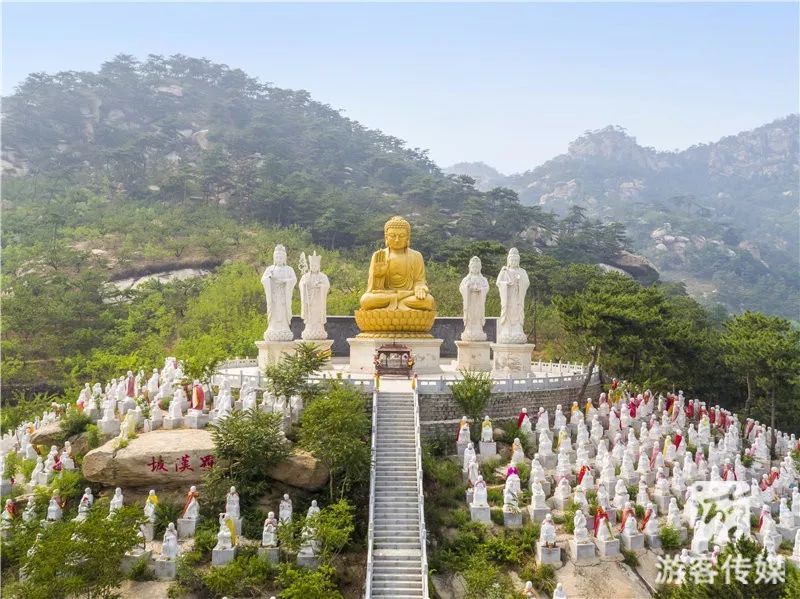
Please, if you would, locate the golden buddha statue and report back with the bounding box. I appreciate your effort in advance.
[355,216,436,335]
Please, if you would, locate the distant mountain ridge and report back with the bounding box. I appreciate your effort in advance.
[446,116,800,318]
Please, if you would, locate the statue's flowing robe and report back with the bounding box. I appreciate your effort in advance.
[459,273,489,331]
[366,247,427,294]
[261,264,297,332]
[496,265,529,336]
[300,271,330,326]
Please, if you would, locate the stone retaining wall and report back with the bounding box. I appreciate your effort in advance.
[418,381,603,440]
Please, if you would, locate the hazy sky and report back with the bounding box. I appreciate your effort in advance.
[3,2,798,173]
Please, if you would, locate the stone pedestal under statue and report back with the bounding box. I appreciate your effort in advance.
[255,339,334,370]
[456,340,491,371]
[491,343,535,377]
[348,336,443,374]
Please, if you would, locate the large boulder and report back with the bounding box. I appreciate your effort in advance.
[30,422,64,447]
[82,429,329,491]
[266,449,329,491]
[82,429,215,488]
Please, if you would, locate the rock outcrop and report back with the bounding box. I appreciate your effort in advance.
[81,429,329,490]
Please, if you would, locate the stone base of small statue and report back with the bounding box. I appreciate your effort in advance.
[177,517,197,539]
[154,557,176,579]
[536,544,562,566]
[490,343,534,377]
[212,546,236,566]
[457,441,469,461]
[503,509,523,529]
[757,530,783,548]
[99,419,121,436]
[184,412,209,429]
[569,539,597,564]
[595,537,620,558]
[162,417,182,430]
[538,480,552,496]
[778,525,799,542]
[255,339,334,370]
[553,495,571,511]
[645,533,661,550]
[347,336,443,374]
[623,472,639,487]
[296,552,320,569]
[259,546,280,563]
[455,340,491,372]
[465,488,473,504]
[141,522,154,542]
[121,548,151,575]
[470,505,491,524]
[654,494,671,515]
[621,532,645,552]
[479,441,497,460]
[528,506,550,523]
[0,480,11,496]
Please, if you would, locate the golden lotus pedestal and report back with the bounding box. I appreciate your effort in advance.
[350,309,441,374]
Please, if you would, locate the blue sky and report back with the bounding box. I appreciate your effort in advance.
[3,2,798,172]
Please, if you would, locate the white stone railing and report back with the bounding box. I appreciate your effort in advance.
[211,369,375,394]
[364,389,378,598]
[416,370,600,394]
[412,387,429,598]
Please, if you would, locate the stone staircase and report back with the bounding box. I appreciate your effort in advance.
[366,391,427,598]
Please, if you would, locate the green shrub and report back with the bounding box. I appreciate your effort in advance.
[461,554,512,599]
[60,408,92,439]
[622,548,640,567]
[635,504,646,519]
[486,488,503,505]
[479,456,503,484]
[242,508,267,540]
[520,560,556,594]
[85,424,100,450]
[552,514,565,525]
[127,556,156,581]
[741,454,754,467]
[450,370,491,440]
[276,563,342,599]
[516,463,531,483]
[154,502,182,538]
[450,508,470,528]
[659,525,682,551]
[193,522,218,558]
[201,555,276,598]
[484,534,523,565]
[490,508,504,525]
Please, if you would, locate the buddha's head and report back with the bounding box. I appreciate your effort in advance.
[468,256,482,275]
[507,247,520,268]
[384,216,411,250]
[273,244,287,266]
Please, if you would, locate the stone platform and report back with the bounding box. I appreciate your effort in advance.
[256,339,334,370]
[348,336,443,374]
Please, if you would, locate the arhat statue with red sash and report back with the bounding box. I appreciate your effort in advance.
[639,503,654,532]
[517,408,529,429]
[594,505,609,537]
[577,464,590,485]
[192,380,205,411]
[619,502,635,533]
[125,370,136,398]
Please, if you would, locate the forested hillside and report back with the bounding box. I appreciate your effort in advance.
[2,55,798,432]
[447,117,800,317]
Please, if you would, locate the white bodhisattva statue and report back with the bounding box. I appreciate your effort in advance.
[162,523,179,560]
[279,494,293,524]
[108,487,124,517]
[495,248,529,344]
[261,244,297,342]
[574,510,589,542]
[540,513,557,547]
[459,256,489,341]
[226,486,240,521]
[262,511,279,547]
[472,476,488,507]
[299,252,330,340]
